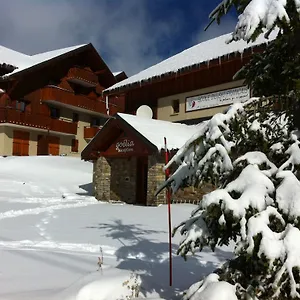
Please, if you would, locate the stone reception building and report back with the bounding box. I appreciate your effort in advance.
[81,113,200,205]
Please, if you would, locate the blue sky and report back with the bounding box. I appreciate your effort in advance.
[0,0,237,76]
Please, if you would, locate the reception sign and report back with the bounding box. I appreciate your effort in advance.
[115,138,135,153]
[104,132,149,157]
[186,86,250,112]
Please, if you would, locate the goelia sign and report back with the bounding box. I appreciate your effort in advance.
[115,139,135,153]
[186,86,250,112]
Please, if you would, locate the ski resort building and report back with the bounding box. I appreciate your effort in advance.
[0,44,126,156]
[81,113,201,205]
[104,32,276,124]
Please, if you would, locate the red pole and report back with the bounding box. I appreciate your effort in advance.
[164,137,172,286]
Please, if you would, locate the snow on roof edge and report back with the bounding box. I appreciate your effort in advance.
[1,44,88,78]
[105,31,277,93]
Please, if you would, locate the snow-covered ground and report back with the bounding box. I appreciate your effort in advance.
[0,156,233,300]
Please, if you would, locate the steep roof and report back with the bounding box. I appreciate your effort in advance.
[0,44,87,78]
[105,31,277,93]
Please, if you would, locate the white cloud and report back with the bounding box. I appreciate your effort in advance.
[0,0,182,76]
[0,1,238,77]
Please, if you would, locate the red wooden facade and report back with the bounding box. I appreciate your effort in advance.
[104,47,265,117]
[0,43,127,155]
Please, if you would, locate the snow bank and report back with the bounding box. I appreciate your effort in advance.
[183,274,237,300]
[0,156,93,199]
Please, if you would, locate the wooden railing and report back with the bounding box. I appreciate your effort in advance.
[41,86,108,114]
[0,107,77,135]
[84,126,101,139]
[67,67,98,85]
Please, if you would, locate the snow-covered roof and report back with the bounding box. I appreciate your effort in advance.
[112,71,123,77]
[105,31,277,93]
[117,113,204,151]
[0,44,87,77]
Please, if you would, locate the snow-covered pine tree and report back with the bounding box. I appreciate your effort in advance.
[161,98,300,300]
[156,1,300,299]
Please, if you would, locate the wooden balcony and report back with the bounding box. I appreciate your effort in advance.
[84,126,101,139]
[67,67,98,87]
[0,107,77,135]
[41,86,107,114]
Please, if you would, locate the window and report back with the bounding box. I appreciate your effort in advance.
[91,117,100,127]
[71,139,79,152]
[72,113,79,123]
[171,99,180,114]
[50,107,60,119]
[16,100,26,112]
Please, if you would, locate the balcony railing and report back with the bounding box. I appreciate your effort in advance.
[84,126,101,139]
[41,86,107,114]
[0,107,77,135]
[67,67,98,87]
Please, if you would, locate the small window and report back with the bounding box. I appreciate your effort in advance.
[16,100,26,112]
[50,107,60,119]
[171,99,180,114]
[72,113,79,123]
[71,139,79,152]
[90,117,100,127]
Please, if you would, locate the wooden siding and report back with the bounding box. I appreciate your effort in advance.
[84,126,101,139]
[0,107,77,135]
[67,67,98,86]
[108,55,254,115]
[41,86,107,114]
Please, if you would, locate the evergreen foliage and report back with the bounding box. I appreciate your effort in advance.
[165,99,300,299]
[162,2,300,299]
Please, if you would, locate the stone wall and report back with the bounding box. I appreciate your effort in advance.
[93,156,137,203]
[110,157,137,204]
[93,157,111,201]
[93,154,215,206]
[147,153,166,205]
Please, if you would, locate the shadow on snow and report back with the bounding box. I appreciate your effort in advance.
[87,219,232,299]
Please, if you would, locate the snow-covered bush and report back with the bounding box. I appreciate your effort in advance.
[161,98,300,299]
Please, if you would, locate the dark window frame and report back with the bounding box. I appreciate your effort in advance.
[171,99,180,114]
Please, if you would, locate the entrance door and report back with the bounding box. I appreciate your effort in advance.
[48,136,60,156]
[13,130,29,156]
[37,135,60,156]
[136,156,148,205]
[37,135,48,155]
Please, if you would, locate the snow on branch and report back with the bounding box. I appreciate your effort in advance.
[168,96,300,299]
[210,0,300,42]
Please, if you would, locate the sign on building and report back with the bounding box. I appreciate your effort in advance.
[186,86,250,112]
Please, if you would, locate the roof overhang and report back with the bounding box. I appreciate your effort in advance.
[81,114,157,161]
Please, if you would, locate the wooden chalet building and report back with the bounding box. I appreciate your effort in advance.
[82,113,200,205]
[104,32,276,124]
[0,44,126,156]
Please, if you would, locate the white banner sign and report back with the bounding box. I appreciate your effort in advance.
[186,86,250,112]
